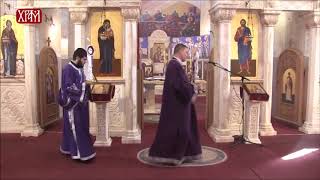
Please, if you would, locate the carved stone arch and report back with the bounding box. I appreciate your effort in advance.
[148,30,170,47]
[38,46,59,128]
[148,30,170,76]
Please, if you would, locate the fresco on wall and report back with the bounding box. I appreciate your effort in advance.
[139,35,210,60]
[139,1,200,37]
[170,35,210,59]
[139,37,148,59]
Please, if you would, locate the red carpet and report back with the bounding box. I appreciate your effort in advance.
[1,121,320,180]
[1,98,320,180]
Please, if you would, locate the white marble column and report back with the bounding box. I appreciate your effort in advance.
[207,8,235,142]
[259,10,279,136]
[59,10,70,119]
[21,24,44,137]
[69,8,88,49]
[300,11,320,134]
[121,7,141,144]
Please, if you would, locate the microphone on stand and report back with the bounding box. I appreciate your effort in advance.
[208,61,217,66]
[207,61,221,71]
[208,61,251,81]
[208,61,224,70]
[209,31,213,37]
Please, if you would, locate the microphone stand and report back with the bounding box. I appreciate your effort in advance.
[208,61,263,147]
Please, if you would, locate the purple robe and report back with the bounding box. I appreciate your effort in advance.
[58,62,95,161]
[149,58,202,165]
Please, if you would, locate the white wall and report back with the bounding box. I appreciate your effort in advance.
[274,12,308,57]
[37,8,71,118]
[272,11,309,116]
[200,0,211,35]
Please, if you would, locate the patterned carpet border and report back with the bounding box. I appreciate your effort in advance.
[137,146,228,167]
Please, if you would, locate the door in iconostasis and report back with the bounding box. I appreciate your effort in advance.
[274,49,307,126]
[38,46,59,128]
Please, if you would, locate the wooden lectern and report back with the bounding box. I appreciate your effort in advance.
[89,82,115,102]
[87,81,115,147]
[242,83,269,101]
[242,82,269,144]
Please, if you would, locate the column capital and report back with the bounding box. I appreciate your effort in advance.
[69,8,88,24]
[121,7,140,20]
[18,0,34,6]
[305,11,320,28]
[210,8,236,23]
[73,0,85,6]
[260,10,280,27]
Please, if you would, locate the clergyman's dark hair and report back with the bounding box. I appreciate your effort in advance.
[240,19,246,24]
[174,43,188,54]
[73,48,87,60]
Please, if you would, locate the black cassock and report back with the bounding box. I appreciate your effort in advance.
[98,26,114,73]
[149,58,202,165]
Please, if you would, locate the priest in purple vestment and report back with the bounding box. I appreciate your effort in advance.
[149,44,202,165]
[58,48,96,161]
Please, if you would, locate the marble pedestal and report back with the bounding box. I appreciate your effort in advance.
[243,92,262,144]
[144,83,157,114]
[143,80,163,122]
[94,103,112,146]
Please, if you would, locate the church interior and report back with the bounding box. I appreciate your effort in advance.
[1,0,319,179]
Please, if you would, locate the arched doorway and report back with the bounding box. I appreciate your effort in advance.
[38,46,59,128]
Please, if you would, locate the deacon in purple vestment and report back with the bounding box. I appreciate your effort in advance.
[58,48,96,161]
[149,44,202,165]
